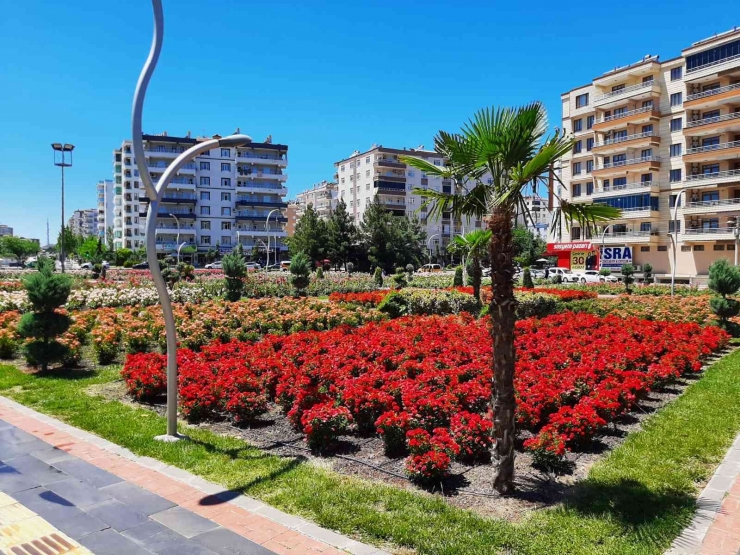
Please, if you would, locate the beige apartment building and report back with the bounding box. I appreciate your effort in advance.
[295,180,338,220]
[558,27,740,283]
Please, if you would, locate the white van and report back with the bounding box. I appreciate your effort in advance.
[418,264,442,273]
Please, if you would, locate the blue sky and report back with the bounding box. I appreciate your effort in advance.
[1,0,738,240]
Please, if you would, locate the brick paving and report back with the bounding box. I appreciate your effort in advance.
[0,397,387,555]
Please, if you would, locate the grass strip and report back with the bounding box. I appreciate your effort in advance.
[1,349,739,555]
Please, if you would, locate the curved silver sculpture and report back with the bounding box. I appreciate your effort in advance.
[132,0,251,441]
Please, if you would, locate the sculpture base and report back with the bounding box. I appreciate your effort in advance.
[154,433,188,443]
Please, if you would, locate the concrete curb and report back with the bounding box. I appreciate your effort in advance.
[0,396,390,555]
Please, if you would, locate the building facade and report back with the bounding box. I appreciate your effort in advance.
[334,145,484,250]
[516,195,552,239]
[96,179,115,240]
[557,27,740,282]
[285,203,297,236]
[112,132,288,264]
[295,180,338,220]
[0,225,12,237]
[68,209,98,239]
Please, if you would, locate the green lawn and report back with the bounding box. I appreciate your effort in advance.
[1,349,739,555]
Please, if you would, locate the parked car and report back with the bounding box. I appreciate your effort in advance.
[265,264,281,272]
[246,263,261,272]
[131,262,149,270]
[79,262,94,270]
[549,267,576,282]
[418,264,442,273]
[280,261,291,271]
[204,261,222,270]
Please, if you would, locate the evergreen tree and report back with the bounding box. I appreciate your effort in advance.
[522,268,534,289]
[327,199,356,270]
[374,267,383,287]
[17,258,72,370]
[621,263,635,294]
[708,258,740,331]
[106,226,115,253]
[222,252,246,301]
[360,200,425,271]
[289,252,311,296]
[453,266,463,286]
[289,204,327,266]
[642,263,653,283]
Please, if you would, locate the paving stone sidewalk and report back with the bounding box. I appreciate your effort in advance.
[0,396,388,555]
[667,434,740,555]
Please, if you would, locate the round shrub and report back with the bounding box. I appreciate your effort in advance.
[450,411,493,462]
[301,402,353,451]
[376,411,410,456]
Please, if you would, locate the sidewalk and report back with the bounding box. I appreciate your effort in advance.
[0,396,387,555]
[668,434,740,555]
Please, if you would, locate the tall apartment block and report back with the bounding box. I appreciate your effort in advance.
[558,27,740,282]
[334,146,483,249]
[68,209,98,239]
[516,195,552,239]
[96,179,115,240]
[295,180,338,220]
[0,225,12,237]
[112,133,288,265]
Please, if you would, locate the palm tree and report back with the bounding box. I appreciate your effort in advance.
[401,102,620,494]
[449,230,491,302]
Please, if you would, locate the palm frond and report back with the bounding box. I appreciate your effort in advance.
[551,201,622,236]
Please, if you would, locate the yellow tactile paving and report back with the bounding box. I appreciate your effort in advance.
[0,492,92,554]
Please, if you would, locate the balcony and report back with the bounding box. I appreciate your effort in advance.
[683,197,740,215]
[156,210,195,219]
[179,163,197,174]
[682,227,737,242]
[592,180,661,199]
[595,206,660,220]
[593,80,661,109]
[593,106,660,132]
[235,229,287,238]
[237,152,288,167]
[375,181,407,195]
[374,159,406,169]
[685,83,740,110]
[235,198,288,208]
[168,179,196,191]
[145,148,182,158]
[684,169,740,188]
[236,182,288,194]
[154,226,196,234]
[161,193,197,204]
[592,156,661,178]
[592,131,660,155]
[683,140,740,163]
[685,53,740,81]
[235,211,288,222]
[569,195,592,204]
[599,231,660,244]
[147,164,169,173]
[684,111,740,136]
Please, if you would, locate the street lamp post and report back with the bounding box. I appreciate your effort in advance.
[426,234,439,264]
[265,208,279,270]
[176,241,187,264]
[599,223,615,272]
[670,186,690,296]
[169,213,180,261]
[133,0,251,442]
[52,143,75,273]
[728,217,740,266]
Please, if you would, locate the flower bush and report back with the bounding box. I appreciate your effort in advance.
[121,312,727,470]
[301,403,353,451]
[0,311,20,358]
[570,295,718,326]
[328,291,388,307]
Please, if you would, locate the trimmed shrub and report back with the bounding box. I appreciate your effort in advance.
[289,252,311,296]
[708,258,740,331]
[301,402,352,452]
[621,263,635,294]
[453,266,463,287]
[222,252,246,302]
[373,266,383,287]
[522,268,534,289]
[392,267,407,290]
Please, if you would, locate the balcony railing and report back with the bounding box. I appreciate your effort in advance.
[685,111,740,128]
[599,155,660,169]
[159,193,197,201]
[236,182,286,190]
[237,152,285,161]
[601,231,659,239]
[686,82,740,102]
[597,105,655,123]
[595,131,656,147]
[594,81,655,102]
[686,53,740,74]
[596,181,661,193]
[685,198,740,210]
[683,227,736,235]
[686,169,740,182]
[685,140,740,155]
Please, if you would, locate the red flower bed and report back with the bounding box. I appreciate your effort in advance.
[122,313,727,478]
[328,291,388,306]
[527,288,598,301]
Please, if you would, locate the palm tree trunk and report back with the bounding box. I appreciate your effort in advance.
[472,256,482,302]
[488,205,517,494]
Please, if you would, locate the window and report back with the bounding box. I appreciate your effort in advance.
[221,192,231,201]
[681,245,692,252]
[574,140,582,154]
[220,149,230,157]
[642,99,653,109]
[200,235,211,245]
[571,227,581,240]
[221,163,231,172]
[200,191,210,200]
[670,118,683,132]
[612,84,625,93]
[222,178,231,187]
[340,165,345,172]
[586,182,594,195]
[670,168,682,182]
[702,163,720,175]
[586,138,594,151]
[640,222,652,232]
[670,67,683,81]
[201,221,211,230]
[640,246,650,252]
[714,244,726,251]
[222,236,231,246]
[670,143,682,157]
[572,184,582,197]
[200,206,210,215]
[668,221,681,233]
[575,93,589,108]
[670,194,681,208]
[670,92,683,107]
[573,119,583,132]
[686,38,740,71]
[365,157,370,164]
[586,115,594,129]
[200,177,210,186]
[694,245,705,251]
[586,160,594,173]
[221,207,231,216]
[658,245,668,252]
[642,75,654,84]
[572,162,582,175]
[200,162,210,170]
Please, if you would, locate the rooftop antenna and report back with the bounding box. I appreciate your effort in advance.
[46,219,50,246]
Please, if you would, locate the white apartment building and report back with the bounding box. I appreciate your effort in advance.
[113,132,288,265]
[68,209,98,239]
[557,27,740,282]
[516,195,552,239]
[0,225,12,237]
[96,179,115,240]
[334,145,483,250]
[295,180,338,220]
